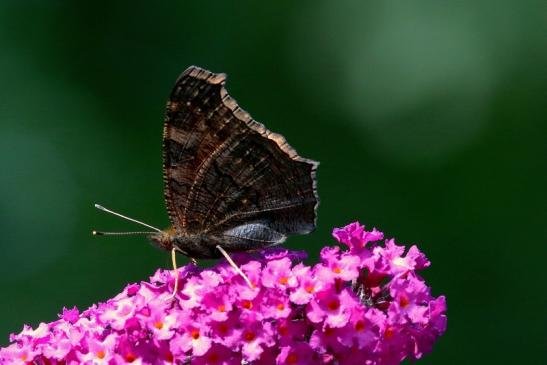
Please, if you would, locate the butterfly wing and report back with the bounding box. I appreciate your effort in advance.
[162,66,318,249]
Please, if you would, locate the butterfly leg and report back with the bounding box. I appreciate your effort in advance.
[168,248,199,300]
[168,247,180,300]
[216,245,254,289]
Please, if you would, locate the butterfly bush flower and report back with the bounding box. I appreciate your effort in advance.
[1,222,446,364]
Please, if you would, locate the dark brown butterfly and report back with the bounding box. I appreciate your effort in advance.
[95,66,319,261]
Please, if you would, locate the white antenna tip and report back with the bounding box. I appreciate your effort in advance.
[92,203,162,232]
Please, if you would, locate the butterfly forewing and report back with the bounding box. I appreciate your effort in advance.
[162,66,318,252]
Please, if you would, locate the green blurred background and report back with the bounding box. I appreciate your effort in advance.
[1,1,545,363]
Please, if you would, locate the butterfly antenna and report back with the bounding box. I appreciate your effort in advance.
[92,231,156,236]
[93,203,161,232]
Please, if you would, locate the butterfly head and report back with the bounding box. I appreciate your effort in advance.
[149,227,177,251]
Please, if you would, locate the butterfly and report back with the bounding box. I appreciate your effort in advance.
[95,66,319,264]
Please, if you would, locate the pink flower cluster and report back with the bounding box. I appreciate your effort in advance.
[1,222,446,365]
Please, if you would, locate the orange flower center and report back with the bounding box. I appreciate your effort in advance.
[154,321,164,330]
[96,350,106,359]
[305,285,315,293]
[191,329,200,340]
[219,323,228,334]
[332,266,342,274]
[399,296,410,308]
[384,327,395,340]
[217,304,226,312]
[327,299,340,311]
[242,300,253,309]
[125,352,137,362]
[208,352,220,363]
[277,303,285,311]
[218,323,228,335]
[243,331,256,342]
[355,320,366,332]
[287,353,299,364]
[278,276,289,285]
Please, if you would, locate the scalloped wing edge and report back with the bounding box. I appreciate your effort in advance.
[167,65,320,232]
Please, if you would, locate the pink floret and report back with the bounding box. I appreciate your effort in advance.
[0,221,446,365]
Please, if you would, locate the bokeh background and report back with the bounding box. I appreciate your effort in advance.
[1,1,545,363]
